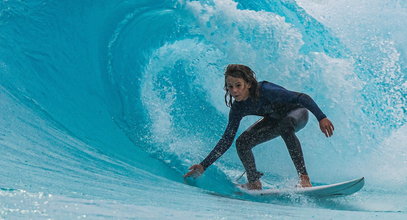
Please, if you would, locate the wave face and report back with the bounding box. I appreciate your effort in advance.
[0,0,406,218]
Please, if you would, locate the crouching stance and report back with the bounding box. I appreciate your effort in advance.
[184,64,334,190]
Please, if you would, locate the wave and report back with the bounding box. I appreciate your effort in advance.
[0,0,406,218]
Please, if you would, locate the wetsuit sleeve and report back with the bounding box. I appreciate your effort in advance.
[296,93,327,121]
[263,87,327,121]
[199,109,242,170]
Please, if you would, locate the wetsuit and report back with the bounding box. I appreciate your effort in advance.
[200,81,327,183]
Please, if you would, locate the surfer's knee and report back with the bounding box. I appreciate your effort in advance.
[236,135,250,152]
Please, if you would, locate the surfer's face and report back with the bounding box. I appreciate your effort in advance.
[226,76,251,102]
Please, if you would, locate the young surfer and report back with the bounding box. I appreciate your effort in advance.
[184,64,334,190]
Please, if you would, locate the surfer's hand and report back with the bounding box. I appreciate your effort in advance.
[319,118,334,137]
[183,164,204,178]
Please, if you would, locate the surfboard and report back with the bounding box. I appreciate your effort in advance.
[236,177,365,197]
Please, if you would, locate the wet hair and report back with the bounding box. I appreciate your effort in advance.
[224,64,259,107]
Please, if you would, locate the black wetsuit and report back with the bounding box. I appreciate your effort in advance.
[200,81,327,182]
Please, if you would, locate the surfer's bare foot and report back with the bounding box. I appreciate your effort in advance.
[298,174,312,187]
[241,180,262,190]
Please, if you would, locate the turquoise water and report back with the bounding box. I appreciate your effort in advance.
[0,0,406,219]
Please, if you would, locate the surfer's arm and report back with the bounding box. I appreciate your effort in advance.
[263,87,326,121]
[183,112,241,178]
[262,86,334,137]
[292,92,334,136]
[199,112,242,169]
[296,93,327,121]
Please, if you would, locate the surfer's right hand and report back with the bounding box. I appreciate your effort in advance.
[183,164,204,178]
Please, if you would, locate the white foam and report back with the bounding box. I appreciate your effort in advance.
[366,125,407,188]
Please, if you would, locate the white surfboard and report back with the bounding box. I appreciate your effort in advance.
[236,177,365,197]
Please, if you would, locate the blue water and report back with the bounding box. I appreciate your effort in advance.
[1,0,406,219]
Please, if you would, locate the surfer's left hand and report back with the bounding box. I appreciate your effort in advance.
[319,118,334,137]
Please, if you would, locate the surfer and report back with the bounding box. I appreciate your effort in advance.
[184,64,334,190]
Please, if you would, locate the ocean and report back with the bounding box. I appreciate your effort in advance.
[0,0,406,219]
